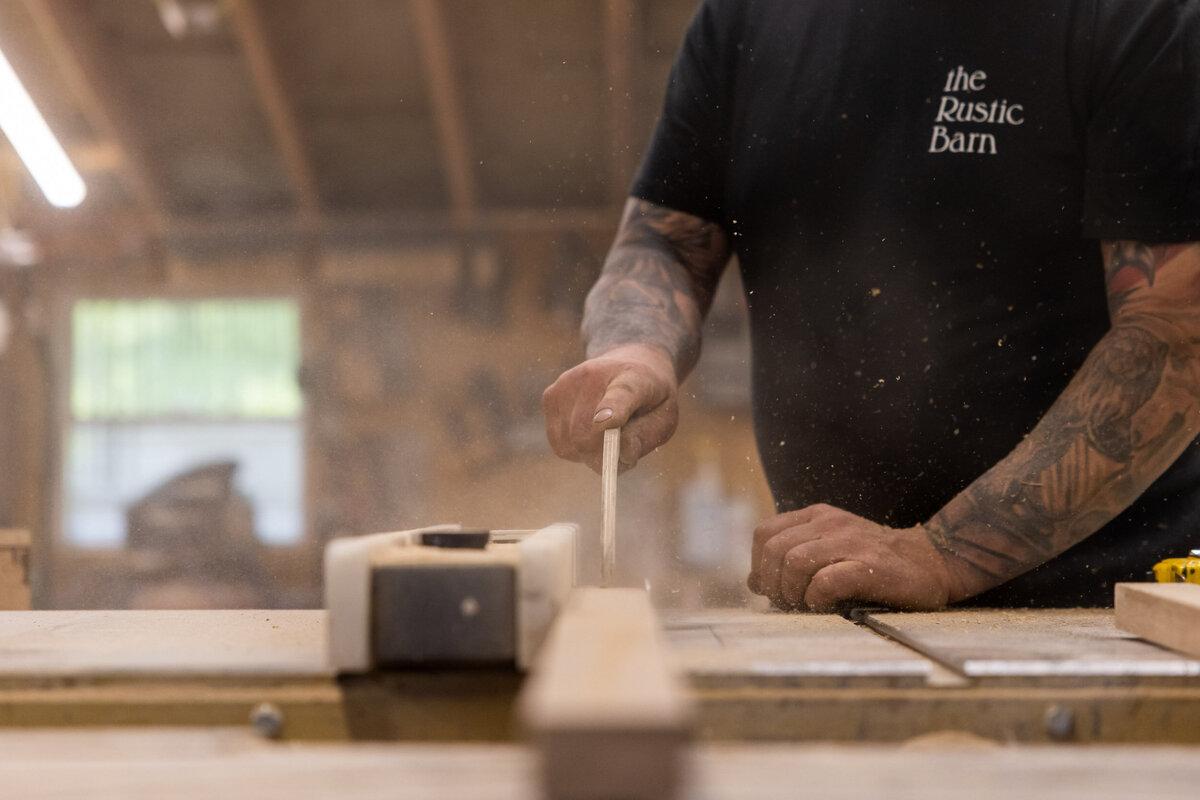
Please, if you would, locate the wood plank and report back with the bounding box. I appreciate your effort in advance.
[0,730,532,799]
[860,608,1200,682]
[689,683,1200,743]
[519,588,693,800]
[0,682,348,738]
[0,610,330,679]
[0,530,31,610]
[663,608,933,688]
[693,742,1200,800]
[600,428,619,586]
[1115,583,1200,659]
[6,608,1200,747]
[0,730,1199,799]
[0,611,516,740]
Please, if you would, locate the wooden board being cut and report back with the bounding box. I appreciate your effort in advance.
[1115,583,1200,659]
[519,588,693,800]
[662,608,933,688]
[0,610,330,680]
[859,608,1200,683]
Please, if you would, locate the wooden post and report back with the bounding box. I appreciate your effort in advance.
[1115,583,1200,658]
[518,588,693,800]
[0,529,32,610]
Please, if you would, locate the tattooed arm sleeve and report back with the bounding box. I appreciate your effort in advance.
[582,198,732,378]
[925,242,1200,601]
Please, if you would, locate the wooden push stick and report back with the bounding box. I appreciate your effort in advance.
[1114,583,1200,659]
[518,587,693,800]
[600,428,619,587]
[0,529,31,611]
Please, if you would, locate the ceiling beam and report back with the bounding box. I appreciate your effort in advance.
[171,206,620,239]
[227,0,322,231]
[21,0,169,229]
[23,204,620,270]
[604,0,637,204]
[408,0,478,230]
[21,205,620,249]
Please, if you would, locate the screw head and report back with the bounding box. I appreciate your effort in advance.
[1043,705,1075,741]
[250,702,285,739]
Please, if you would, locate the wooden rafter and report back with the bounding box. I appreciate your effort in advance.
[17,205,618,265]
[604,0,637,204]
[408,0,478,230]
[227,0,321,230]
[57,206,616,239]
[21,0,169,228]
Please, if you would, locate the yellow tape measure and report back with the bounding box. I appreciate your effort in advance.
[1151,550,1200,584]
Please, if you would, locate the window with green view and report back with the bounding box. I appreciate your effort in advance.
[66,299,304,547]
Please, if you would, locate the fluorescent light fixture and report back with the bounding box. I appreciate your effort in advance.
[0,46,86,208]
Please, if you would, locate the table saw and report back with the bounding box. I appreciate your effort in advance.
[2,518,1199,798]
[2,604,1198,741]
[1,603,1200,798]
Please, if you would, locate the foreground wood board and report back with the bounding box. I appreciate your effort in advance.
[684,608,1200,743]
[0,610,330,679]
[0,610,521,740]
[662,608,933,688]
[859,607,1200,682]
[519,588,693,800]
[1115,583,1200,659]
[1,729,1199,800]
[2,607,1200,744]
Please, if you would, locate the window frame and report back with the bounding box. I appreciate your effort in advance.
[44,281,316,609]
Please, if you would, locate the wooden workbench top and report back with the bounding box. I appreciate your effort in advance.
[859,608,1200,681]
[0,729,1197,800]
[1,606,1199,744]
[3,607,1195,685]
[661,607,933,687]
[0,610,330,680]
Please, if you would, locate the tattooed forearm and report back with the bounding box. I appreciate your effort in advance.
[926,241,1200,601]
[583,199,731,376]
[927,326,1170,588]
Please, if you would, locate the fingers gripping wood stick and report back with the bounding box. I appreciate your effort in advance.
[601,428,620,587]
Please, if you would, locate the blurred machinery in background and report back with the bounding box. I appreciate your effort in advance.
[125,461,271,608]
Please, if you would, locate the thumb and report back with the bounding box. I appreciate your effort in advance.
[592,372,657,428]
[803,561,875,612]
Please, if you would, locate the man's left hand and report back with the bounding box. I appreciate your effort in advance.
[747,504,955,612]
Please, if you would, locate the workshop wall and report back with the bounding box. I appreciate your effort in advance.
[0,232,772,611]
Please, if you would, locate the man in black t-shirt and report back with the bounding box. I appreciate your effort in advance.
[542,0,1200,608]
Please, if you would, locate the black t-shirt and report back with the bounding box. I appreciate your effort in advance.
[632,0,1200,606]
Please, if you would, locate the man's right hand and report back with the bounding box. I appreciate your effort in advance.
[542,344,680,473]
[542,198,729,472]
